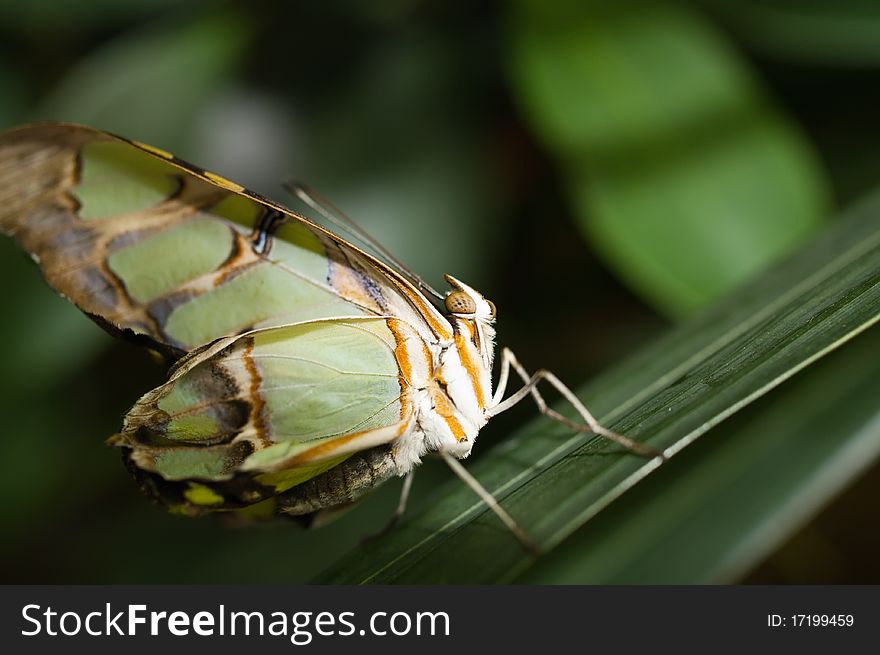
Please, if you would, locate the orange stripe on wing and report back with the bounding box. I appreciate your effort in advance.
[385,318,419,423]
[386,318,434,389]
[284,417,412,467]
[387,319,414,387]
[389,278,452,341]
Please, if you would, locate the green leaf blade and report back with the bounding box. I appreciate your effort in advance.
[519,326,880,583]
[315,190,880,584]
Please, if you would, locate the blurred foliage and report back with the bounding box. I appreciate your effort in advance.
[706,0,880,67]
[508,0,829,316]
[35,10,254,146]
[0,0,878,583]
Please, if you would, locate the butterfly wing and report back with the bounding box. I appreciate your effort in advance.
[0,122,449,512]
[112,317,419,514]
[0,123,451,359]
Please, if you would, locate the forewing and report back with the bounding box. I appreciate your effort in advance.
[0,123,450,355]
[112,318,414,513]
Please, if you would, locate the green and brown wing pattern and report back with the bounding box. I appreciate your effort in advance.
[0,122,449,515]
[114,317,416,515]
[0,123,450,357]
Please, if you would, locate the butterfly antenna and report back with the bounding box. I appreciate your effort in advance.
[283,180,444,301]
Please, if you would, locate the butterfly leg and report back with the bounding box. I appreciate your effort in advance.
[439,450,540,556]
[488,347,665,460]
[364,471,415,542]
[391,470,415,525]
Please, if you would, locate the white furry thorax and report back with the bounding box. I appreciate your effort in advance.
[390,276,498,476]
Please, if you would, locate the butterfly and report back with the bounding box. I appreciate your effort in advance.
[0,122,661,551]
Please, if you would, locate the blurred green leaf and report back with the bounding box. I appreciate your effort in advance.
[315,189,880,583]
[518,324,880,583]
[507,0,829,316]
[0,240,107,396]
[0,0,184,29]
[0,62,26,126]
[34,9,253,148]
[706,0,880,67]
[301,32,510,289]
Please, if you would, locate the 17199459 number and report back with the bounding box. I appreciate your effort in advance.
[767,614,855,628]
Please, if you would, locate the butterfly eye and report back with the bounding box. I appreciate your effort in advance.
[486,300,496,317]
[445,291,476,315]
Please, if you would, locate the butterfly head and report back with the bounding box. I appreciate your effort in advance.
[444,274,496,322]
[443,274,496,369]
